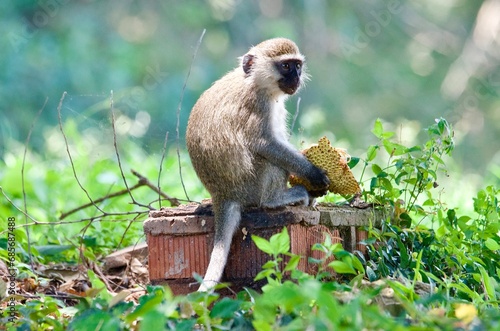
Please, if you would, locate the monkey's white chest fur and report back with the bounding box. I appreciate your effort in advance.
[270,98,290,144]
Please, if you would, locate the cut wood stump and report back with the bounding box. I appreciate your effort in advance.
[144,201,390,294]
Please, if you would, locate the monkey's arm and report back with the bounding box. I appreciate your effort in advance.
[255,138,330,189]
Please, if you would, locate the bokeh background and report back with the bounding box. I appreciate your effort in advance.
[1,0,499,200]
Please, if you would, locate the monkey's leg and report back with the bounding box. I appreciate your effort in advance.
[261,185,309,208]
[198,200,241,292]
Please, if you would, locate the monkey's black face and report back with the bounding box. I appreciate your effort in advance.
[276,60,302,95]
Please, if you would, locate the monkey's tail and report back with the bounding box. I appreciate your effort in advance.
[198,200,241,292]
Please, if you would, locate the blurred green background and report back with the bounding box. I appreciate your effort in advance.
[1,0,499,190]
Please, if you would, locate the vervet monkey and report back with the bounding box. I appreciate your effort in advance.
[186,38,330,291]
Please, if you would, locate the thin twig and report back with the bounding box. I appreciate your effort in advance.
[92,262,115,294]
[22,97,48,270]
[110,91,136,204]
[59,182,142,220]
[16,293,86,301]
[158,131,169,209]
[109,92,158,211]
[73,211,149,223]
[117,213,143,249]
[0,187,39,226]
[131,169,179,206]
[75,182,114,259]
[176,29,206,202]
[59,169,178,220]
[57,92,105,214]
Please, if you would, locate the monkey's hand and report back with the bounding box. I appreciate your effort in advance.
[306,164,330,197]
[289,136,361,196]
[305,165,330,191]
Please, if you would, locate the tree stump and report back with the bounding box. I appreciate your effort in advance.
[144,201,389,294]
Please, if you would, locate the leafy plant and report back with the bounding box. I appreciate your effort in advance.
[354,118,500,316]
[359,117,454,227]
[252,227,301,287]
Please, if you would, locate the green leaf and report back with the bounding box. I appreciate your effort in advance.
[372,119,384,139]
[351,256,365,274]
[328,260,356,274]
[378,177,393,191]
[87,270,112,301]
[324,233,332,248]
[261,260,278,269]
[284,255,301,272]
[252,235,274,255]
[139,310,167,331]
[383,140,408,156]
[381,131,395,139]
[68,309,121,331]
[366,145,378,161]
[34,245,73,257]
[407,145,422,153]
[485,238,500,251]
[388,280,412,296]
[308,257,323,264]
[252,320,273,331]
[348,156,360,168]
[174,320,197,331]
[437,117,447,134]
[372,164,383,176]
[399,213,412,228]
[269,227,290,255]
[477,264,498,304]
[81,236,98,248]
[126,288,164,323]
[330,243,344,253]
[311,243,327,253]
[396,237,411,269]
[255,269,274,281]
[449,283,482,301]
[403,178,418,185]
[210,297,241,319]
[366,266,378,281]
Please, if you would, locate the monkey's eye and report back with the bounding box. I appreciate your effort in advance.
[281,62,290,71]
[296,62,301,70]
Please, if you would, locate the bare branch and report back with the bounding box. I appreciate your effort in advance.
[131,169,180,206]
[59,181,144,220]
[0,187,40,226]
[110,91,136,204]
[158,131,169,209]
[117,213,144,249]
[57,92,105,214]
[92,262,115,294]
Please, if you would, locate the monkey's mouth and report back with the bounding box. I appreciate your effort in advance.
[278,79,300,95]
[283,86,298,94]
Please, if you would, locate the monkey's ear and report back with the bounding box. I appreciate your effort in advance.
[242,54,255,74]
